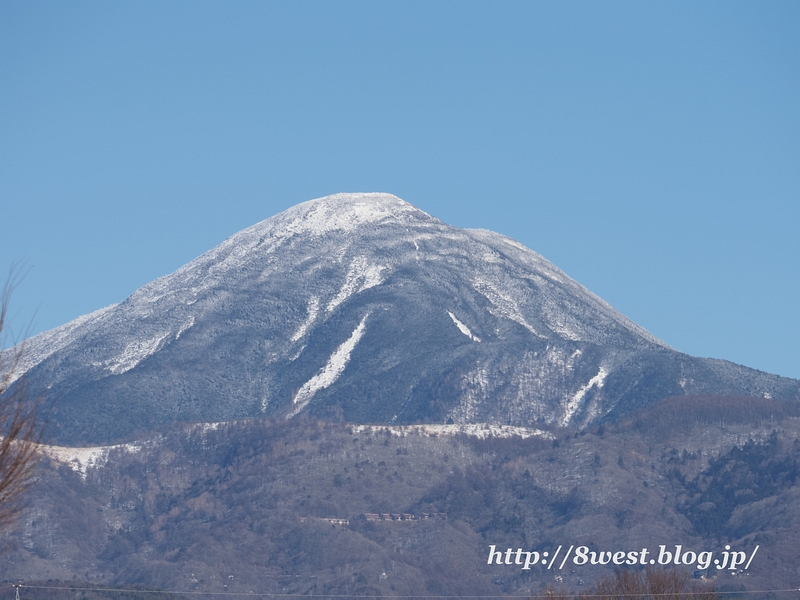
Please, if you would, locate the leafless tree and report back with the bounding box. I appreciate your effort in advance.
[588,568,718,600]
[0,268,44,532]
[541,568,718,600]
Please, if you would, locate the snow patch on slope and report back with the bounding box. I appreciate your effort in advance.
[291,296,320,342]
[175,316,195,340]
[42,441,140,478]
[289,314,369,417]
[327,257,387,313]
[560,367,608,426]
[351,423,553,440]
[472,278,543,337]
[447,311,480,342]
[106,332,170,375]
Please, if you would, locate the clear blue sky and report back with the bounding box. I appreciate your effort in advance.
[2,1,798,379]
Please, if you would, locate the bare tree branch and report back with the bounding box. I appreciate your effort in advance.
[541,567,718,600]
[0,266,45,532]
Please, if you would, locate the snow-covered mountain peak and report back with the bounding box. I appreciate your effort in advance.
[268,192,431,238]
[11,192,799,446]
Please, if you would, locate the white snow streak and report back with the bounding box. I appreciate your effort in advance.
[472,279,542,337]
[291,296,320,342]
[560,368,608,426]
[41,442,140,478]
[351,423,553,440]
[289,314,369,416]
[106,332,170,375]
[175,316,195,340]
[447,311,480,342]
[327,257,387,313]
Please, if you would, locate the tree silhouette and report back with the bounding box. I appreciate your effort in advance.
[544,568,718,600]
[0,268,45,532]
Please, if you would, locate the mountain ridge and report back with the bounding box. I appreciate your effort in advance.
[5,399,800,595]
[6,193,799,444]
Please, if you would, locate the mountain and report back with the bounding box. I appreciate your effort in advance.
[9,192,800,444]
[5,397,800,596]
[4,193,800,596]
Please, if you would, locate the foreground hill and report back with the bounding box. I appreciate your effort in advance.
[3,396,799,595]
[8,193,799,444]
